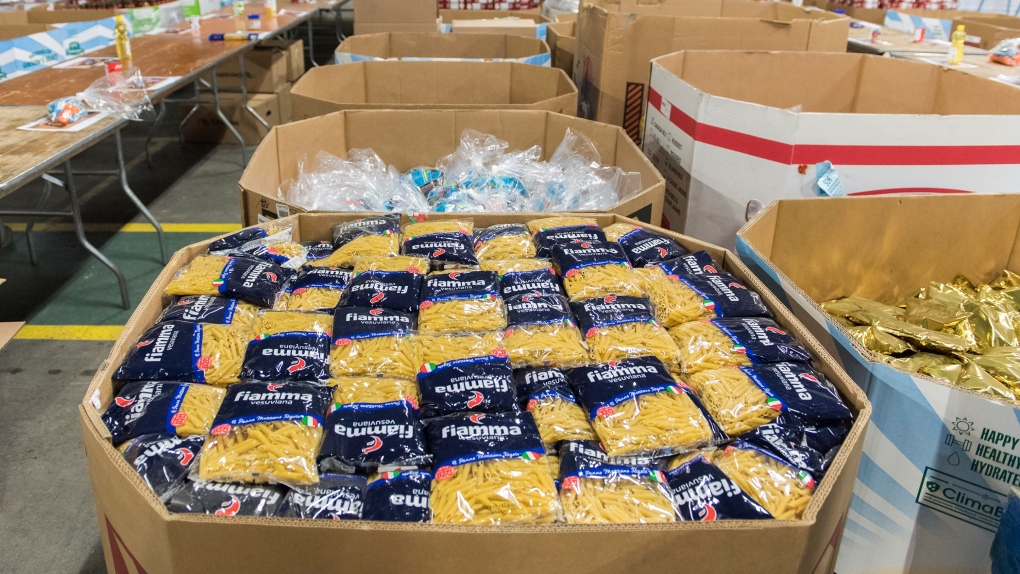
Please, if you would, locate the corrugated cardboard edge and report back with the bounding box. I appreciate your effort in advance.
[80,212,869,574]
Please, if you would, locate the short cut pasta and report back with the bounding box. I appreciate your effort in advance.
[526,390,597,447]
[526,217,598,234]
[402,220,473,238]
[307,234,398,269]
[418,296,507,334]
[330,333,417,379]
[503,322,589,368]
[713,443,815,520]
[430,458,560,524]
[176,384,226,436]
[353,255,430,275]
[561,474,675,524]
[670,320,753,373]
[480,258,553,275]
[252,311,331,336]
[195,324,251,385]
[165,255,231,297]
[590,386,716,457]
[686,368,782,436]
[413,331,506,368]
[585,321,681,365]
[328,377,420,406]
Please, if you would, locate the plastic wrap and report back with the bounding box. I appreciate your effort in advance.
[79,68,155,121]
[47,97,88,124]
[670,318,812,374]
[514,367,597,448]
[418,271,506,333]
[157,295,259,328]
[277,474,366,520]
[413,331,506,369]
[551,240,642,301]
[570,296,681,364]
[279,150,430,213]
[121,433,207,502]
[503,294,588,367]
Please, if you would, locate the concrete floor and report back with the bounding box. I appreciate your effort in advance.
[0,118,246,573]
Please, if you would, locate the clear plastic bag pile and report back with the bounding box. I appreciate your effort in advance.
[79,68,155,122]
[278,129,643,213]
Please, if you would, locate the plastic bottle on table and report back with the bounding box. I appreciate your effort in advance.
[114,14,132,71]
[264,0,277,17]
[950,24,966,65]
[233,0,246,30]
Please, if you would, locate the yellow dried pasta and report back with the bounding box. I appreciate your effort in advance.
[636,267,700,328]
[430,458,560,525]
[252,310,332,336]
[328,376,420,405]
[713,445,815,520]
[199,421,322,485]
[197,324,252,385]
[591,386,715,457]
[561,475,675,524]
[687,368,781,436]
[504,322,589,368]
[175,384,226,436]
[402,220,473,238]
[584,321,681,365]
[418,296,507,334]
[670,321,753,373]
[480,258,553,275]
[165,255,230,297]
[561,264,643,302]
[274,288,342,311]
[526,216,598,234]
[330,333,418,379]
[353,255,430,275]
[474,225,537,260]
[525,393,597,447]
[307,234,398,269]
[602,223,641,242]
[413,331,505,368]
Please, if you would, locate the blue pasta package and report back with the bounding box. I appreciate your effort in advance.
[417,355,519,418]
[338,271,423,313]
[167,479,287,516]
[102,381,224,444]
[402,232,478,267]
[318,397,430,473]
[120,433,206,501]
[363,469,433,522]
[665,452,772,521]
[277,474,367,520]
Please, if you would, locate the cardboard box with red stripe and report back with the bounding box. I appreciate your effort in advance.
[642,50,1020,248]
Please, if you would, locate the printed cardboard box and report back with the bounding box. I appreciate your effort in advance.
[354,0,439,34]
[289,61,576,121]
[574,0,848,143]
[334,32,551,66]
[80,211,869,574]
[642,50,1020,248]
[737,194,1020,574]
[236,109,664,226]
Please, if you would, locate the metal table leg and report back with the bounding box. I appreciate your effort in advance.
[145,100,167,168]
[24,178,53,265]
[210,66,249,164]
[239,53,271,133]
[116,129,168,264]
[307,17,320,67]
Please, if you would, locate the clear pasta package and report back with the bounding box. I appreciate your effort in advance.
[514,367,597,449]
[417,354,518,418]
[102,381,225,444]
[330,307,417,378]
[426,411,560,524]
[640,271,771,326]
[157,295,259,328]
[654,250,721,276]
[207,221,293,255]
[414,331,507,369]
[274,267,352,311]
[552,240,642,301]
[301,240,336,262]
[241,311,333,383]
[570,296,681,364]
[363,468,433,522]
[665,451,771,521]
[740,418,838,477]
[167,479,287,516]
[308,215,401,269]
[164,255,291,308]
[199,381,332,486]
[603,223,685,267]
[687,363,852,438]
[277,474,367,520]
[712,440,816,520]
[401,220,478,268]
[567,356,727,457]
[527,217,602,258]
[120,433,207,502]
[319,376,429,473]
[671,317,812,374]
[419,271,506,334]
[558,440,675,524]
[482,258,563,300]
[503,294,588,367]
[113,321,252,385]
[473,223,537,260]
[234,241,308,269]
[352,254,430,275]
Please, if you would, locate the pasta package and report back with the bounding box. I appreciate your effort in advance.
[558,440,675,524]
[277,474,367,520]
[113,322,251,385]
[526,216,599,235]
[741,419,835,477]
[167,479,286,516]
[120,433,207,502]
[665,452,771,521]
[319,377,429,473]
[330,307,417,378]
[199,382,332,486]
[419,271,506,333]
[671,318,812,374]
[534,225,608,258]
[403,232,479,268]
[301,240,336,262]
[515,367,597,449]
[241,311,333,383]
[474,223,537,260]
[102,381,225,444]
[363,469,432,522]
[353,255,430,275]
[332,215,402,248]
[274,267,352,311]
[339,270,423,314]
[713,441,816,520]
[503,294,588,367]
[426,411,560,524]
[157,295,259,328]
[567,356,726,457]
[417,355,518,418]
[552,240,642,301]
[207,221,292,254]
[234,241,308,269]
[165,255,290,308]
[655,251,722,276]
[482,259,564,300]
[414,331,506,368]
[649,273,771,325]
[310,235,399,269]
[603,224,685,267]
[403,219,474,237]
[570,296,681,364]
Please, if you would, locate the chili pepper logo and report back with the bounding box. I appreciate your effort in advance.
[362,437,383,454]
[267,383,284,392]
[215,496,241,517]
[114,397,135,407]
[175,448,194,466]
[466,391,484,409]
[286,358,306,374]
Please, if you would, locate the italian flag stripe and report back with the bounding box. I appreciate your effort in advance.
[521,451,541,461]
[302,416,320,427]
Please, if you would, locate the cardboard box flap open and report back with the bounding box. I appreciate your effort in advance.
[337,32,549,61]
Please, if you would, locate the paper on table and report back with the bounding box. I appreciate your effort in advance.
[17,111,107,132]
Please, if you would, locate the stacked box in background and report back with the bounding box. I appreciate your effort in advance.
[737,195,1020,574]
[185,39,305,144]
[573,0,849,143]
[440,8,549,37]
[334,32,551,66]
[641,50,1020,246]
[354,0,439,34]
[546,18,575,76]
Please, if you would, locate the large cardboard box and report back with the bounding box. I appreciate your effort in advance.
[181,93,281,145]
[440,8,549,37]
[334,32,551,66]
[236,109,665,226]
[261,38,304,82]
[547,20,575,76]
[354,0,439,34]
[642,50,1020,247]
[574,0,849,142]
[955,14,1020,48]
[203,46,288,94]
[289,61,577,121]
[737,194,1020,574]
[80,211,870,574]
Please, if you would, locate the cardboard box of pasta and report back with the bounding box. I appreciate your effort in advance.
[737,194,1020,574]
[334,32,551,66]
[289,61,576,121]
[236,109,665,226]
[80,210,869,574]
[574,0,848,143]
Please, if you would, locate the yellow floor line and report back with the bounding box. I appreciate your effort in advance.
[15,325,124,341]
[4,222,240,233]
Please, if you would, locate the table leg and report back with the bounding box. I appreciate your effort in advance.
[239,53,270,132]
[24,178,53,266]
[307,17,320,67]
[211,66,249,164]
[61,163,130,310]
[116,129,167,264]
[145,100,167,169]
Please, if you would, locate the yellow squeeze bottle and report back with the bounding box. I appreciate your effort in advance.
[114,15,132,71]
[950,24,966,65]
